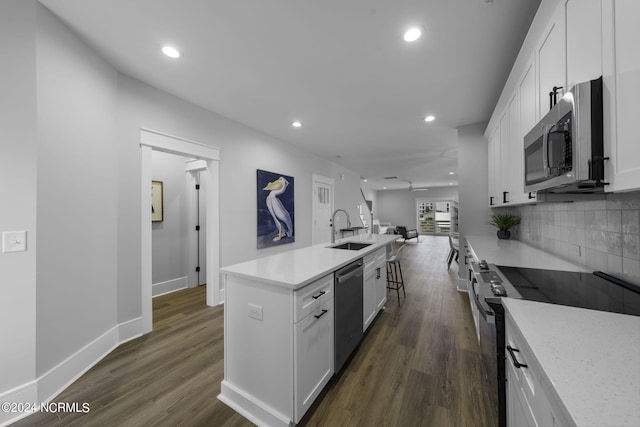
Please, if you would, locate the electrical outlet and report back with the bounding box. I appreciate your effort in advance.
[248,303,263,321]
[2,231,27,253]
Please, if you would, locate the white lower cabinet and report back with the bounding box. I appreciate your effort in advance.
[364,248,387,331]
[506,311,569,427]
[294,297,334,421]
[374,258,387,311]
[220,273,335,427]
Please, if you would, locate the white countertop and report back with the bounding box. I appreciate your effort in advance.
[221,234,398,289]
[503,298,640,427]
[466,235,589,272]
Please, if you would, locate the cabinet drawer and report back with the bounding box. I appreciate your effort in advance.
[294,274,334,323]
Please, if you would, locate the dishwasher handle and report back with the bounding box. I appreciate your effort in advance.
[336,262,363,283]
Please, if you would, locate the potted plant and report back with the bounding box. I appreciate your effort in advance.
[489,213,521,240]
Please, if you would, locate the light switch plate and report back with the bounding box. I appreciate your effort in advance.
[2,231,27,253]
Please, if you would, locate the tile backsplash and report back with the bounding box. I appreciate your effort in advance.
[511,191,640,286]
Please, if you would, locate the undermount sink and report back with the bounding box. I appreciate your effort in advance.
[329,242,372,250]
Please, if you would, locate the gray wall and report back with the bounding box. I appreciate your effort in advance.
[377,187,458,230]
[0,0,37,393]
[36,3,119,377]
[512,192,640,286]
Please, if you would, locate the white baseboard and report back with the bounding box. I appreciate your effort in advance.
[0,381,38,426]
[152,276,188,297]
[119,316,144,344]
[37,325,120,403]
[218,381,291,427]
[0,317,144,427]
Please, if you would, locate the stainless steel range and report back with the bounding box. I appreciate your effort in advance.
[470,261,640,427]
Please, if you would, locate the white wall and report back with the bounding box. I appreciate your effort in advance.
[377,187,459,229]
[35,3,119,378]
[0,0,38,403]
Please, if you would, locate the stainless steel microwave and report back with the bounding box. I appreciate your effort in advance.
[523,76,605,193]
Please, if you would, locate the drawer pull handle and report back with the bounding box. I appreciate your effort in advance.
[507,345,528,369]
[314,309,328,319]
[376,267,381,279]
[312,291,326,300]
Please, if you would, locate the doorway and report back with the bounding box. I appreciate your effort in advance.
[141,128,220,334]
[151,151,206,296]
[186,160,207,287]
[416,200,458,236]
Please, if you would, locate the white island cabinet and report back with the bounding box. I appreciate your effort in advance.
[363,247,387,331]
[218,234,397,427]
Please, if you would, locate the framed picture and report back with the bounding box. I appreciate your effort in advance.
[152,180,164,222]
[257,169,295,249]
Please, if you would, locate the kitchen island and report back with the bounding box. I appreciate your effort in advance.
[218,233,398,426]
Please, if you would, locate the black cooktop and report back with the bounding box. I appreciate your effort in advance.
[495,266,640,316]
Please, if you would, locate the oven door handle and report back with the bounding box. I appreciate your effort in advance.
[470,278,494,321]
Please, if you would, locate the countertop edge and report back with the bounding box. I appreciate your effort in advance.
[221,234,397,290]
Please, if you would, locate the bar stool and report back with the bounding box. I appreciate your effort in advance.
[386,244,406,305]
[447,234,459,270]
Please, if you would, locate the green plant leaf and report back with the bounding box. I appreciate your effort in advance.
[489,213,521,231]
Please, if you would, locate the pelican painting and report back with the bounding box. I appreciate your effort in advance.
[257,169,295,248]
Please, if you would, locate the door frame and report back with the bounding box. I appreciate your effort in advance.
[186,160,208,288]
[140,128,221,333]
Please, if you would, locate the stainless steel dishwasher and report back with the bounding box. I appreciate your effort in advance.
[334,258,364,373]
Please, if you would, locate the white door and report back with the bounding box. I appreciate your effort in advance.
[312,174,334,245]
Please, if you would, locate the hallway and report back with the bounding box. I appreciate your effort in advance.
[14,236,494,426]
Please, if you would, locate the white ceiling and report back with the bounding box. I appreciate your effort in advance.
[39,0,541,190]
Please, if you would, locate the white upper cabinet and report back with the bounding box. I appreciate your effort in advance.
[499,109,511,204]
[487,0,640,199]
[519,57,538,135]
[604,0,640,192]
[536,2,566,117]
[488,124,500,207]
[566,0,603,87]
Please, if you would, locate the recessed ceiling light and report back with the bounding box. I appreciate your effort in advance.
[449,182,454,185]
[404,26,423,42]
[383,186,387,190]
[449,171,455,175]
[162,46,181,59]
[292,121,302,128]
[363,179,368,182]
[424,115,435,122]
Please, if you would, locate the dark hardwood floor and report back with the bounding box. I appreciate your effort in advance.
[14,236,495,427]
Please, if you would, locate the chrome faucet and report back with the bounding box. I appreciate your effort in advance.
[331,209,351,243]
